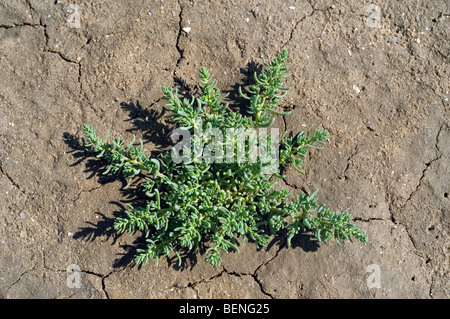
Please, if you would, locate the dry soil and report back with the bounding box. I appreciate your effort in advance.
[0,0,448,299]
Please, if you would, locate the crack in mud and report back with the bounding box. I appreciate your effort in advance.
[420,80,448,120]
[380,123,445,269]
[167,267,225,298]
[0,22,41,29]
[401,124,444,209]
[0,163,28,196]
[222,268,275,299]
[428,272,436,298]
[173,0,185,77]
[281,0,344,50]
[168,243,285,298]
[42,251,116,299]
[84,268,114,299]
[25,0,35,18]
[72,184,102,204]
[281,3,315,49]
[342,143,359,180]
[43,48,83,95]
[353,217,389,222]
[4,266,37,295]
[0,19,83,95]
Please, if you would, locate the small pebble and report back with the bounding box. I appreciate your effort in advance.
[19,212,26,219]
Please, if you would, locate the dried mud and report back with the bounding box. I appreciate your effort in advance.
[0,0,448,298]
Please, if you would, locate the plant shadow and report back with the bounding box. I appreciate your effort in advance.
[63,131,118,185]
[72,211,122,245]
[120,100,173,153]
[267,228,320,253]
[227,60,263,115]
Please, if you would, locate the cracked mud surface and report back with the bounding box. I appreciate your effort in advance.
[0,0,448,299]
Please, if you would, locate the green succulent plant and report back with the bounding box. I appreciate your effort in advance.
[82,50,368,267]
